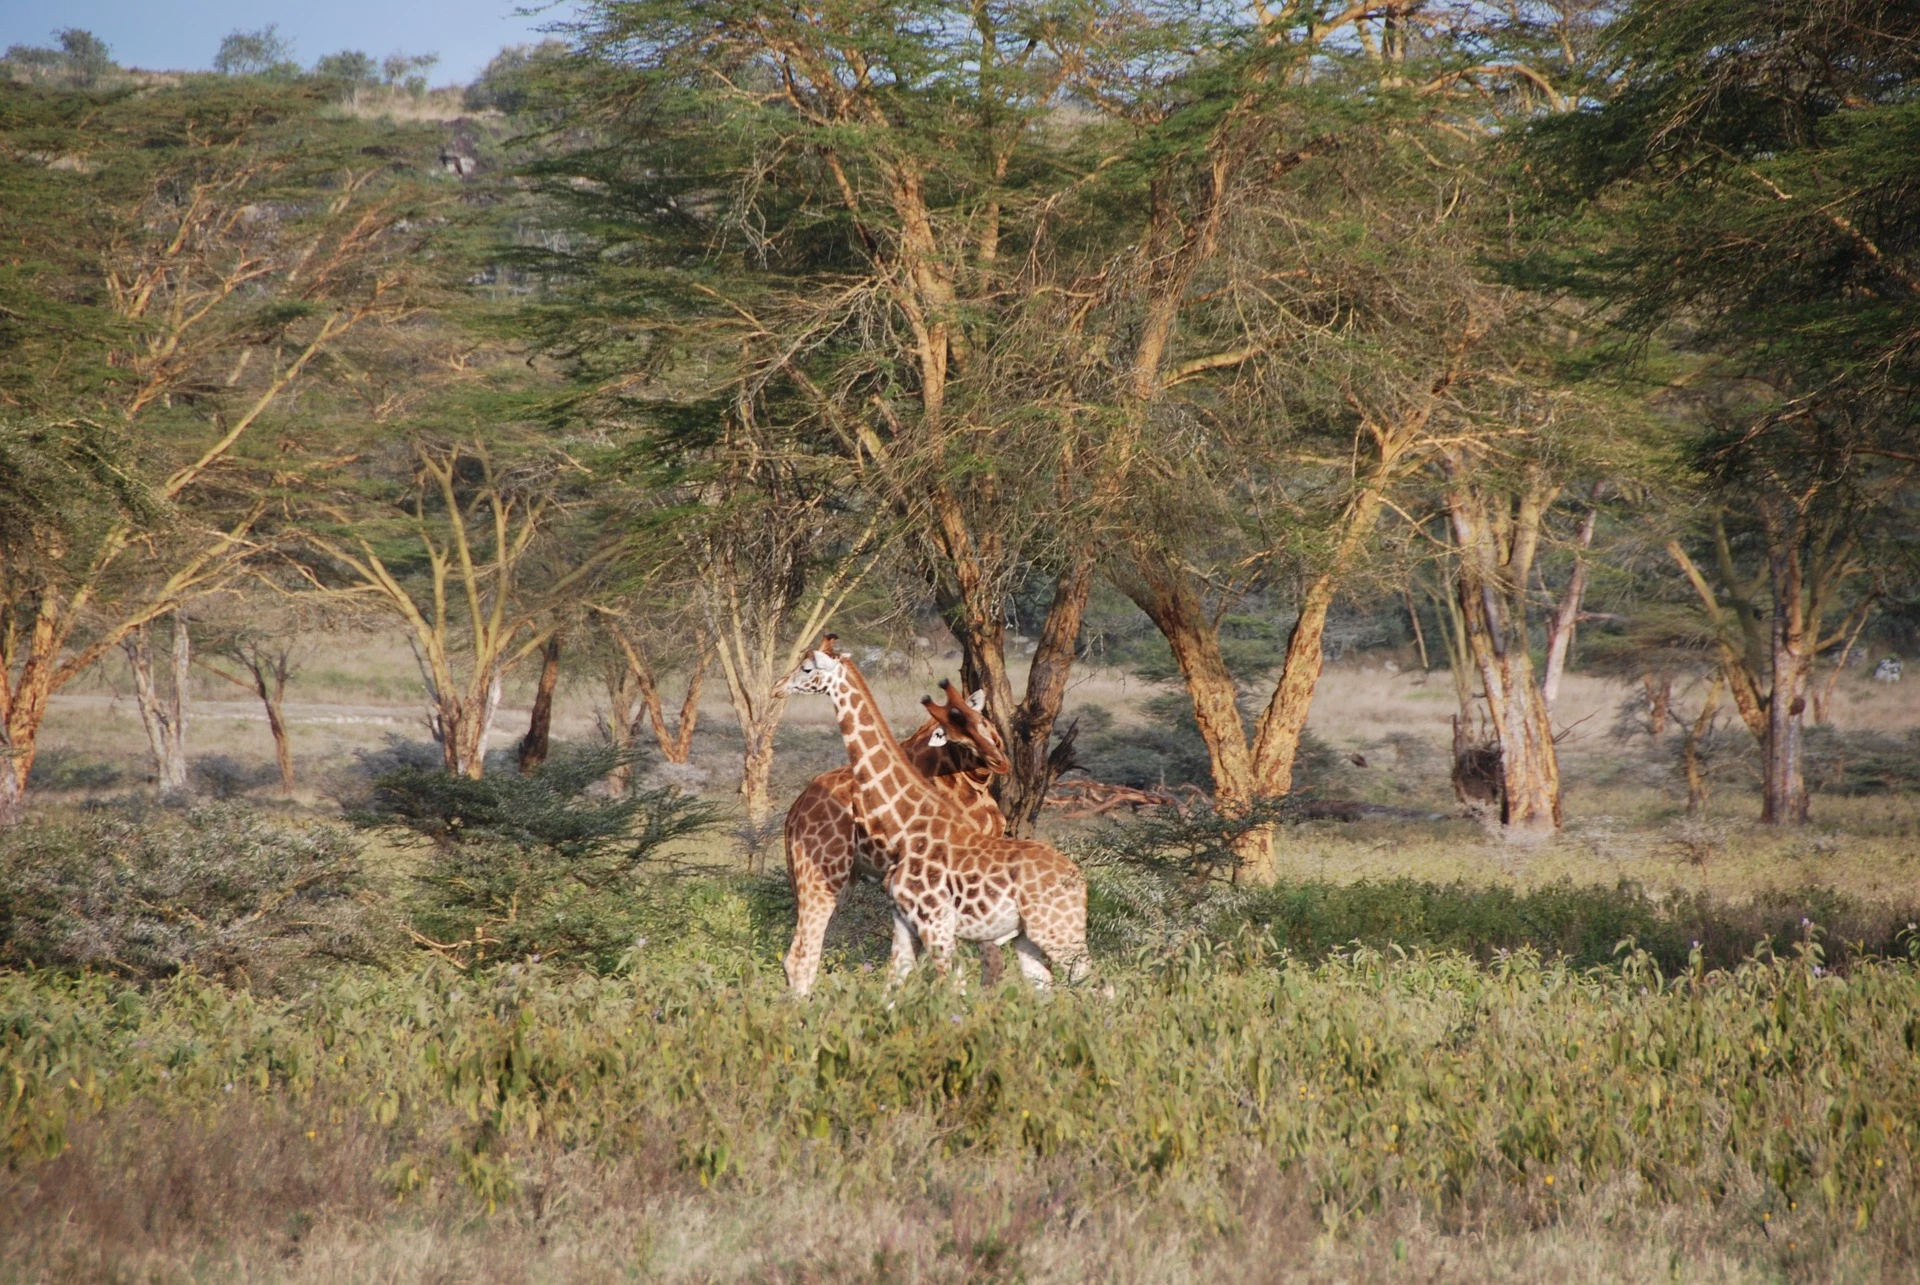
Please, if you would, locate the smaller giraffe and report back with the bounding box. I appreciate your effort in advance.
[787,638,1089,988]
[782,681,1010,997]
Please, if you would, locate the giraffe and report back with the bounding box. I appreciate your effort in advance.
[782,680,1010,997]
[786,637,1090,988]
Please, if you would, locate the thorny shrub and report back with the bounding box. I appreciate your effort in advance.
[0,803,388,987]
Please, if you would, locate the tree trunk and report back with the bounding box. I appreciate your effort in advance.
[1540,505,1597,709]
[630,639,709,765]
[124,611,192,797]
[517,633,562,774]
[241,649,295,796]
[439,668,502,779]
[1118,544,1268,878]
[263,690,294,795]
[739,718,778,838]
[1761,608,1811,825]
[599,664,640,795]
[1119,467,1396,881]
[1000,554,1094,834]
[1683,675,1723,813]
[1642,673,1672,737]
[1445,463,1563,840]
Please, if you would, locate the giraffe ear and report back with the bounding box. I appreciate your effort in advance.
[927,724,950,748]
[967,688,986,712]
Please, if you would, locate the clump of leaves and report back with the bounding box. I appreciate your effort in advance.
[1087,795,1300,881]
[0,803,385,987]
[352,747,717,970]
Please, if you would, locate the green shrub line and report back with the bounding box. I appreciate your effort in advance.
[1090,871,1920,978]
[4,946,1917,1236]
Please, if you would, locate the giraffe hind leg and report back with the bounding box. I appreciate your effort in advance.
[1019,909,1091,988]
[1010,934,1053,989]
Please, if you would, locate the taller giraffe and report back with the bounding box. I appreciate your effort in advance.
[782,680,1010,997]
[787,638,1089,987]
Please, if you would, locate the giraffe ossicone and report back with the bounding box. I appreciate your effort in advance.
[786,636,1090,990]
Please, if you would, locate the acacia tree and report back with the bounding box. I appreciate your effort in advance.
[670,404,878,829]
[557,0,1117,832]
[588,605,711,791]
[1071,0,1620,867]
[303,439,619,778]
[0,80,425,824]
[1663,401,1900,824]
[1525,0,1920,823]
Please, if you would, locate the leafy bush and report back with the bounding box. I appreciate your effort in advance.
[1080,814,1920,976]
[1804,726,1920,795]
[4,945,1917,1280]
[352,748,717,970]
[0,804,386,986]
[24,748,125,793]
[463,41,569,114]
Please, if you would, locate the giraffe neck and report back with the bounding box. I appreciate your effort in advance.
[826,665,945,847]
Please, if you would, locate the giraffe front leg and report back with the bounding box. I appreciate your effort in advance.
[886,909,920,987]
[784,866,836,999]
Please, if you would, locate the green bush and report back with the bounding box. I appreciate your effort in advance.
[4,945,1916,1276]
[0,804,386,986]
[1079,812,1920,975]
[352,748,717,970]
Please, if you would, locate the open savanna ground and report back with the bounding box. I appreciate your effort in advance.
[6,646,1920,1282]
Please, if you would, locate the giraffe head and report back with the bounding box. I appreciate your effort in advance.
[921,679,1012,775]
[786,635,848,695]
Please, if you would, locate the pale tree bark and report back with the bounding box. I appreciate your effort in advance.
[309,442,613,779]
[123,610,193,797]
[689,516,876,830]
[1443,457,1563,839]
[1540,503,1598,708]
[1642,673,1672,737]
[601,619,709,765]
[1683,673,1725,813]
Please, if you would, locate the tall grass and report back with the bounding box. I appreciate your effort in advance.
[5,937,1918,1279]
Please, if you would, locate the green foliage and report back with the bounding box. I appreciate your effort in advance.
[212,26,300,80]
[1524,0,1920,386]
[4,941,1917,1270]
[1081,820,1920,974]
[0,805,388,986]
[1,29,116,87]
[311,50,379,87]
[352,748,719,969]
[463,42,570,115]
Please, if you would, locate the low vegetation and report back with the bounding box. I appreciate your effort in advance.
[3,804,1919,1279]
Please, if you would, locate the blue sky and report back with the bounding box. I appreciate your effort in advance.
[0,0,580,83]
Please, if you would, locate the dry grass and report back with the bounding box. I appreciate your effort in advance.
[31,643,1920,907]
[5,1100,1884,1284]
